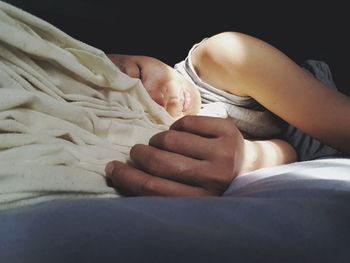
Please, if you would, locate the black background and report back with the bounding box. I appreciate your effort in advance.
[5,0,349,95]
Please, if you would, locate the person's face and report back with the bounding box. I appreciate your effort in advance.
[148,72,202,119]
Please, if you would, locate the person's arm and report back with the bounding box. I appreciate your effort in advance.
[106,116,297,196]
[108,53,298,165]
[241,138,297,175]
[105,53,298,197]
[191,32,350,153]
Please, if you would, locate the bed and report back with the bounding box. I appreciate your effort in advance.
[0,1,349,263]
[1,158,350,263]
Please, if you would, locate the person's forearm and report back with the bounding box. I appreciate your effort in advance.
[191,32,350,153]
[240,139,297,175]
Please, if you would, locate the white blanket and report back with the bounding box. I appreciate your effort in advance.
[0,1,174,210]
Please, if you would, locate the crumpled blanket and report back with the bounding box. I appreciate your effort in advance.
[0,1,174,210]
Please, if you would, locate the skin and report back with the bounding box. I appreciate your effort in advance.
[105,115,296,196]
[191,32,350,153]
[105,31,350,196]
[108,54,202,118]
[106,116,245,196]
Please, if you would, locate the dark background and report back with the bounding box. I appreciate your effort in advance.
[5,0,349,95]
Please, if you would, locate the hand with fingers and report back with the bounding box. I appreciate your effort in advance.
[105,115,246,196]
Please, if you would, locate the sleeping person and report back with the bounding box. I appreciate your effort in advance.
[1,2,349,261]
[0,0,348,207]
[105,32,350,196]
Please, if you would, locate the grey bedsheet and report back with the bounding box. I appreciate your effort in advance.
[0,158,349,263]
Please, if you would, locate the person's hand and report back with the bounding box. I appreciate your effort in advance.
[107,54,201,118]
[105,115,246,196]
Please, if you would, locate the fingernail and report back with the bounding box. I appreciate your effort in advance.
[105,162,115,177]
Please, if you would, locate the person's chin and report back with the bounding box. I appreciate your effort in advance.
[184,82,201,116]
[170,113,185,121]
[186,91,201,115]
[167,107,185,120]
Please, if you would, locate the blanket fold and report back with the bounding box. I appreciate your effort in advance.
[0,1,173,210]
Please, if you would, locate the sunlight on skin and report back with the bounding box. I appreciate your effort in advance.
[192,32,250,97]
[241,139,298,175]
[161,70,202,119]
[192,32,350,153]
[107,48,298,179]
[107,54,202,119]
